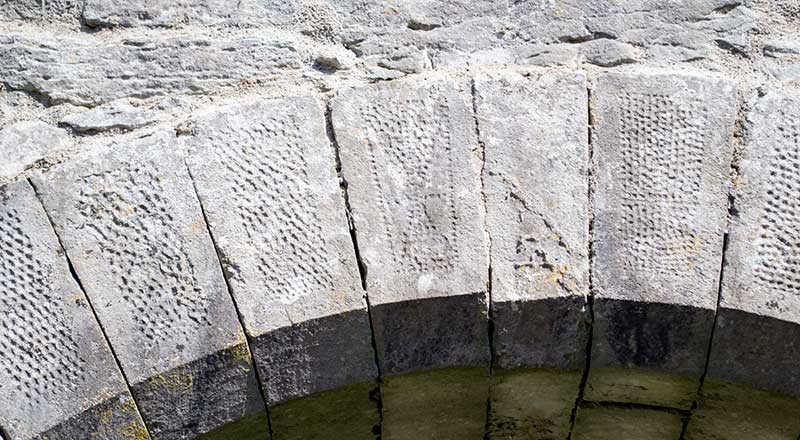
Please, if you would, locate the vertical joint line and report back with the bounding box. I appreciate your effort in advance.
[26,177,155,440]
[470,78,495,374]
[471,78,495,440]
[568,84,596,439]
[183,163,274,437]
[325,99,384,437]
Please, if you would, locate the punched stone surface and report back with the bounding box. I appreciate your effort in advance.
[589,70,736,408]
[182,97,378,435]
[710,89,800,399]
[332,75,490,439]
[32,130,267,440]
[475,68,589,438]
[0,180,148,440]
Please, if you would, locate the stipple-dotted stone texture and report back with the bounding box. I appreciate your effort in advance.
[475,68,590,439]
[32,130,268,440]
[589,70,736,409]
[690,89,800,439]
[182,96,378,437]
[332,75,490,439]
[0,180,148,440]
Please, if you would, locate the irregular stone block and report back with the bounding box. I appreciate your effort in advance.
[572,405,684,440]
[685,379,800,440]
[475,69,590,437]
[0,180,148,440]
[486,370,579,440]
[589,71,736,408]
[0,0,81,21]
[0,33,303,106]
[381,369,491,440]
[32,130,268,440]
[0,121,71,185]
[710,89,800,399]
[182,97,378,433]
[331,76,490,436]
[61,97,188,133]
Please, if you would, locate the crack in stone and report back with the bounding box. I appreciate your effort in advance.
[567,83,596,439]
[182,161,275,438]
[325,98,384,439]
[26,176,155,440]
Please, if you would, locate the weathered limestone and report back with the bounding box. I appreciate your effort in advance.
[331,75,490,438]
[182,97,378,437]
[572,405,684,440]
[589,71,737,408]
[0,121,71,185]
[32,130,268,440]
[475,69,590,438]
[0,33,303,106]
[0,180,148,440]
[61,98,189,133]
[0,0,80,21]
[692,89,800,437]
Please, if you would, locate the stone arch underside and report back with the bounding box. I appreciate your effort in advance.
[1,1,800,440]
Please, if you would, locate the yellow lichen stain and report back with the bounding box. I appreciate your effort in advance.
[685,237,701,254]
[544,264,570,285]
[120,397,138,413]
[99,406,114,425]
[119,421,150,440]
[230,343,253,367]
[150,371,193,393]
[117,204,133,216]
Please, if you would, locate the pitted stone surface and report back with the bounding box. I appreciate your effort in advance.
[0,33,303,106]
[476,68,590,439]
[0,0,80,21]
[331,75,490,374]
[0,121,71,185]
[589,70,736,408]
[31,130,267,440]
[182,97,377,407]
[0,180,147,440]
[711,89,800,399]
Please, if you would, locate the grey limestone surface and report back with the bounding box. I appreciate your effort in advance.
[0,32,304,106]
[0,120,71,185]
[60,98,189,133]
[331,75,490,375]
[0,179,148,440]
[476,68,589,439]
[181,96,377,431]
[589,70,737,408]
[31,129,267,440]
[710,89,800,399]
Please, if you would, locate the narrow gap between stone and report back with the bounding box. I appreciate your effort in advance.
[0,423,11,440]
[567,84,596,439]
[470,78,496,440]
[325,99,384,438]
[26,177,156,440]
[183,163,275,438]
[679,231,730,440]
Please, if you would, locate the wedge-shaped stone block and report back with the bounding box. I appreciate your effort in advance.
[332,76,490,437]
[0,33,303,106]
[182,97,378,436]
[32,130,268,440]
[572,405,684,440]
[685,379,800,440]
[0,180,148,440]
[0,121,71,185]
[475,69,589,438]
[710,89,800,400]
[589,71,736,408]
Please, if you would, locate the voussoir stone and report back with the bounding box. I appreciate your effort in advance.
[688,89,800,439]
[475,68,590,439]
[332,75,490,439]
[0,120,71,185]
[0,32,303,106]
[0,179,148,440]
[32,129,268,440]
[589,70,736,409]
[182,96,378,438]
